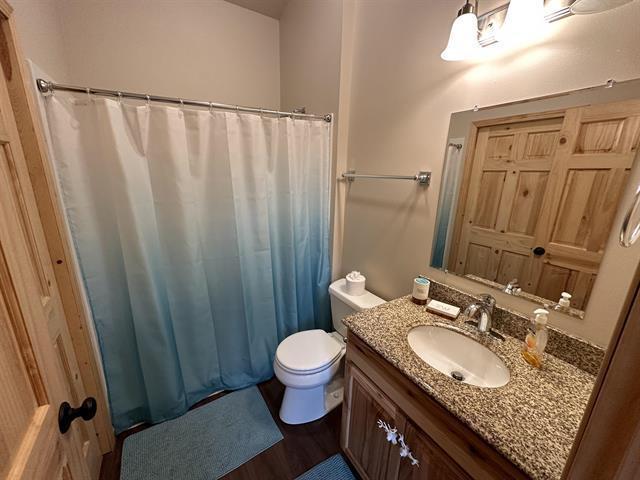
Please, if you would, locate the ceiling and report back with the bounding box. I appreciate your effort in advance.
[225,0,289,19]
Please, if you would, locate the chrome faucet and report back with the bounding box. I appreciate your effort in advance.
[463,294,496,334]
[503,278,522,295]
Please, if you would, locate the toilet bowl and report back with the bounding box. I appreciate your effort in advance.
[274,278,385,425]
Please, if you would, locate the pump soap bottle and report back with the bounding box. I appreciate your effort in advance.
[522,308,549,368]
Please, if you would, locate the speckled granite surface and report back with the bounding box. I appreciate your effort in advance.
[429,280,605,375]
[343,296,597,480]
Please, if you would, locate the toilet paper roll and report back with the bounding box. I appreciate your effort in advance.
[345,271,366,296]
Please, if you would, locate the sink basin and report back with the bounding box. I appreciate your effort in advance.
[407,325,510,388]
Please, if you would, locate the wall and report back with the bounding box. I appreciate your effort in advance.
[12,0,70,82]
[279,0,348,277]
[340,0,640,346]
[280,0,342,115]
[13,0,280,108]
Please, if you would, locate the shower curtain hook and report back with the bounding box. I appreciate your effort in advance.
[235,105,240,115]
[259,108,264,118]
[86,87,92,103]
[145,94,151,108]
[209,102,214,116]
[179,98,184,109]
[117,92,123,104]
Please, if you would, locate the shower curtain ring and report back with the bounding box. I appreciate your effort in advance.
[235,105,240,114]
[180,98,184,109]
[117,92,123,104]
[209,102,214,116]
[260,108,264,118]
[146,95,151,108]
[86,87,92,103]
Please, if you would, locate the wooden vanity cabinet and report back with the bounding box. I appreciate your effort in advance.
[395,419,471,480]
[342,363,402,479]
[341,332,529,480]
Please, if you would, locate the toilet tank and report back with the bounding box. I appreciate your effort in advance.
[329,278,385,337]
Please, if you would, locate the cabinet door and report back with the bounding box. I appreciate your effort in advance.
[342,362,401,480]
[397,419,471,480]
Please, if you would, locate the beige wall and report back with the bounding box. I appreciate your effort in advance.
[12,0,70,82]
[279,0,342,115]
[340,0,640,346]
[279,0,348,277]
[13,0,280,108]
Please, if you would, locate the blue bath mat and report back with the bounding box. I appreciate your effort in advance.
[296,454,356,480]
[120,386,283,480]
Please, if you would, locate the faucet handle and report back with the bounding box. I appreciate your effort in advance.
[478,294,495,306]
[462,303,479,317]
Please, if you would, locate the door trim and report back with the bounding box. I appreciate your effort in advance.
[0,3,114,453]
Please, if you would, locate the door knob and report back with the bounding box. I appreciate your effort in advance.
[58,397,97,434]
[532,246,546,256]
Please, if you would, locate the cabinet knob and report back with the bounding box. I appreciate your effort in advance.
[377,419,398,444]
[399,434,420,467]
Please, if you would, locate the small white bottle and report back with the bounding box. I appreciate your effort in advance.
[554,292,572,312]
[522,308,549,368]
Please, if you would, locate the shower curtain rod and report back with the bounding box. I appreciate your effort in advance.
[36,78,333,123]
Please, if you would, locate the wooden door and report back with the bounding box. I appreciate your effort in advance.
[455,117,564,292]
[532,101,640,309]
[0,31,101,480]
[342,362,401,480]
[396,419,470,480]
[455,100,640,309]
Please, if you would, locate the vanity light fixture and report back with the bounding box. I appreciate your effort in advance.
[441,0,626,62]
[495,0,547,44]
[571,0,634,14]
[441,0,482,61]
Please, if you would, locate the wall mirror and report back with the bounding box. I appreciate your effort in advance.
[431,79,640,320]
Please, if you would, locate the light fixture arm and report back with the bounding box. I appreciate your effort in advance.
[459,0,479,16]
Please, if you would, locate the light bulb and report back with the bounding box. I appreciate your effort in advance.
[496,0,547,45]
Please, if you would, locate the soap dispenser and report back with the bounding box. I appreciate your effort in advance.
[554,292,572,312]
[522,308,549,368]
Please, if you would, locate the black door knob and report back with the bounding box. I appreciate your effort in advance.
[59,397,97,434]
[532,246,546,256]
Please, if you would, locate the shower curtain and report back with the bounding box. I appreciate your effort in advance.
[43,95,332,432]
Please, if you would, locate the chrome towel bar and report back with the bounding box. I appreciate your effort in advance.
[341,170,431,186]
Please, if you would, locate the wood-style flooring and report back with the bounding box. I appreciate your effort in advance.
[99,377,353,480]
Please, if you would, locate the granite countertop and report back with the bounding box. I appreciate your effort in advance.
[343,296,596,480]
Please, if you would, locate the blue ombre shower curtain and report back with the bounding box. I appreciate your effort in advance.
[43,94,332,432]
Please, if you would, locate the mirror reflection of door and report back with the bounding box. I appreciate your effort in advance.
[450,100,640,310]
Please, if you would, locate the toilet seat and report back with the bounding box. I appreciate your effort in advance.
[275,329,343,375]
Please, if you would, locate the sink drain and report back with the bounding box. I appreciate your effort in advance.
[450,371,465,382]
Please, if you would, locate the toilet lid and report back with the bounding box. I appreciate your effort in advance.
[276,329,343,374]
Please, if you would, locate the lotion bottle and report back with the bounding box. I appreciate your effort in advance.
[554,292,572,312]
[522,308,549,368]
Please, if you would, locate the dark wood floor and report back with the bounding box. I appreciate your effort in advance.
[99,377,352,480]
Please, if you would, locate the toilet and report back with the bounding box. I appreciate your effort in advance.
[274,278,385,424]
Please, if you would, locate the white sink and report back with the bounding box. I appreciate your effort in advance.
[407,325,510,388]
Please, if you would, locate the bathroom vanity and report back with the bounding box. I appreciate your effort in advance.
[340,281,604,480]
